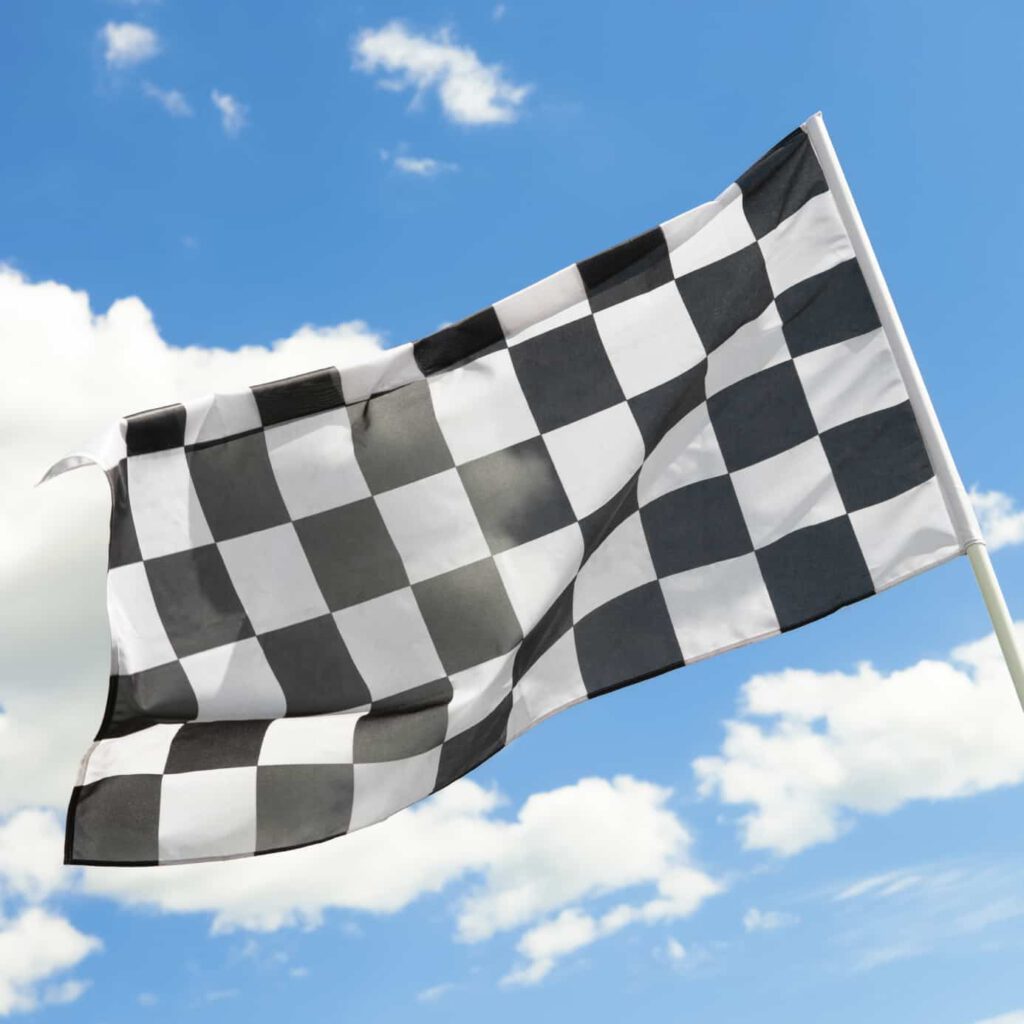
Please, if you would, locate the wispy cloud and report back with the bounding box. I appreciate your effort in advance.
[664,936,686,962]
[101,21,160,68]
[416,982,455,1003]
[142,82,192,117]
[353,21,530,125]
[40,979,90,1007]
[826,859,1024,975]
[743,907,799,932]
[380,149,459,177]
[394,155,458,176]
[970,488,1024,551]
[205,989,239,1003]
[211,90,248,137]
[652,936,719,975]
[973,1011,1024,1024]
[851,941,926,972]
[834,869,928,902]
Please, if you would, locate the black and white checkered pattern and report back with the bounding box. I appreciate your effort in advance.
[62,124,962,865]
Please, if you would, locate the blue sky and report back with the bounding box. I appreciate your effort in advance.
[1,1,1024,1021]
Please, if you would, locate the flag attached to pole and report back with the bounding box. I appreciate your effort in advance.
[48,114,980,866]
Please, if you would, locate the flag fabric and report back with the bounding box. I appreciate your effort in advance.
[51,118,971,866]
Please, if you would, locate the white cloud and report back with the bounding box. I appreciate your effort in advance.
[77,775,720,985]
[0,908,100,1016]
[694,625,1024,855]
[503,908,598,985]
[973,1012,1024,1024]
[353,21,529,125]
[0,778,718,988]
[477,777,720,985]
[78,781,502,931]
[393,155,458,177]
[137,992,158,1006]
[742,907,799,932]
[501,864,715,987]
[101,22,160,68]
[416,982,455,1003]
[0,810,67,903]
[970,488,1024,551]
[142,82,192,117]
[211,90,248,137]
[11,774,712,987]
[457,776,720,945]
[0,265,384,817]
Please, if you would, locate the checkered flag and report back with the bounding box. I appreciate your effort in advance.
[45,115,980,866]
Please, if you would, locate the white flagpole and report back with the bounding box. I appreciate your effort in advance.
[966,543,1024,710]
[803,112,1024,713]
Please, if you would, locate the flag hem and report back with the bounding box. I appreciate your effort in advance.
[801,112,982,552]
